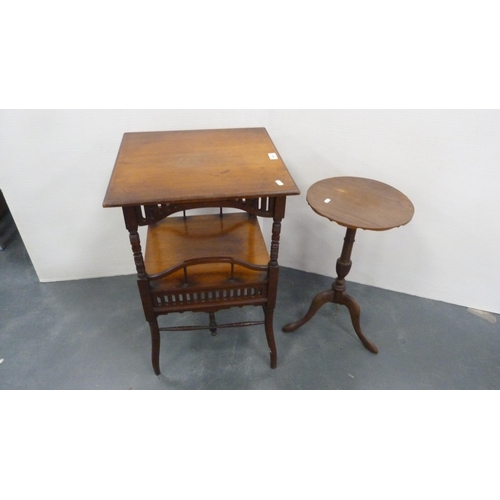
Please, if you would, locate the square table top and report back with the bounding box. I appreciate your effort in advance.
[103,127,300,207]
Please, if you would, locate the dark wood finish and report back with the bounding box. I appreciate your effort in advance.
[103,128,299,374]
[283,177,414,353]
[306,177,414,230]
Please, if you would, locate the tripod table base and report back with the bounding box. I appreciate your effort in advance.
[282,288,378,354]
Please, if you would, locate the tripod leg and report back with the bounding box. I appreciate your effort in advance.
[282,289,335,333]
[340,293,378,353]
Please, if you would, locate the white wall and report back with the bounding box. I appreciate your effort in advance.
[0,110,270,279]
[266,110,500,315]
[1,110,499,314]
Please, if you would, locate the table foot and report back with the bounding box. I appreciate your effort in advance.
[340,293,378,354]
[282,290,334,332]
[264,307,278,368]
[148,320,161,375]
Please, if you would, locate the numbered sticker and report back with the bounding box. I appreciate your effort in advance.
[268,153,278,160]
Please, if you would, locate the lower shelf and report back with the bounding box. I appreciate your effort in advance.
[145,212,270,292]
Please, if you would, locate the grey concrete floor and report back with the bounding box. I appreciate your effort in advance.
[1,219,499,390]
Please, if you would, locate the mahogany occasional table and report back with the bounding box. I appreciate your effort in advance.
[283,176,414,354]
[103,128,299,375]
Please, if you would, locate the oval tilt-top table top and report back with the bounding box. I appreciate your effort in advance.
[306,176,414,231]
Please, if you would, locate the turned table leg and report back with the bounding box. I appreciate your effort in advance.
[283,227,378,354]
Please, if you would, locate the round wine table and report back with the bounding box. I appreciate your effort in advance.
[283,176,414,353]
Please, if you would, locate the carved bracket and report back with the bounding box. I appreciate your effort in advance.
[135,197,277,226]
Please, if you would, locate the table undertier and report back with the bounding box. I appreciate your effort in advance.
[144,212,270,313]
